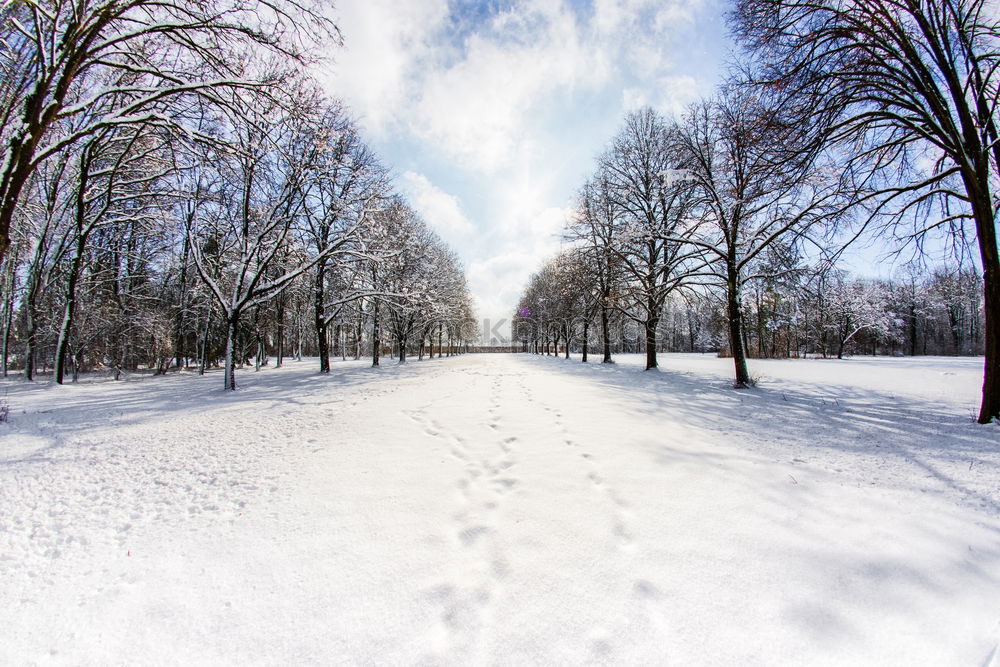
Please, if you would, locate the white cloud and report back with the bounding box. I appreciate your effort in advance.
[655,75,707,119]
[654,0,702,29]
[325,0,449,136]
[624,75,707,121]
[622,86,650,110]
[401,171,475,236]
[327,0,712,168]
[409,2,608,172]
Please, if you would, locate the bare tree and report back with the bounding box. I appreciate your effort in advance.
[822,274,897,359]
[675,86,847,386]
[601,108,703,370]
[566,177,624,363]
[299,104,390,373]
[15,152,75,380]
[359,200,414,367]
[54,124,170,384]
[187,89,337,390]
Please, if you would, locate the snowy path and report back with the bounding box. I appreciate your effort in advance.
[2,354,999,665]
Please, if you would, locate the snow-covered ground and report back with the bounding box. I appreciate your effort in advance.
[1,353,998,666]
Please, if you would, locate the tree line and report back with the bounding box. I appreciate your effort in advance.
[516,0,1000,423]
[517,252,983,360]
[0,0,477,390]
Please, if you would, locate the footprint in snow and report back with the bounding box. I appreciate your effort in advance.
[492,478,518,492]
[615,520,636,550]
[458,525,490,546]
[633,579,661,599]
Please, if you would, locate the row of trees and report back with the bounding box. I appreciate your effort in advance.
[517,0,1000,422]
[515,100,847,375]
[0,0,477,390]
[517,253,983,362]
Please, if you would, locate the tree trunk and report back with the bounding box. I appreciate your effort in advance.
[315,258,329,373]
[643,290,660,370]
[0,255,12,377]
[23,303,36,381]
[0,130,41,269]
[55,226,89,384]
[582,320,589,362]
[0,281,11,377]
[20,239,46,382]
[837,320,851,359]
[756,292,767,358]
[274,298,285,368]
[174,231,190,370]
[316,319,329,372]
[354,308,363,360]
[199,310,212,375]
[727,272,751,387]
[974,198,1000,422]
[688,310,696,352]
[53,272,78,385]
[372,301,380,367]
[644,315,659,370]
[601,306,612,363]
[224,316,239,390]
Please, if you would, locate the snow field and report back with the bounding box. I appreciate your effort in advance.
[1,353,998,665]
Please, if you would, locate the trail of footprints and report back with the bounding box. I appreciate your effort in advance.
[406,365,651,660]
[543,402,636,552]
[405,375,519,659]
[536,366,662,660]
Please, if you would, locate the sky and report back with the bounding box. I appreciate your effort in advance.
[323,0,729,342]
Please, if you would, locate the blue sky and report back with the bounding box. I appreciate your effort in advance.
[325,0,730,334]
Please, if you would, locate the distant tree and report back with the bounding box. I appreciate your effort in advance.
[566,177,624,363]
[361,199,420,367]
[742,243,810,358]
[600,107,702,371]
[926,268,984,356]
[560,250,600,361]
[824,276,897,359]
